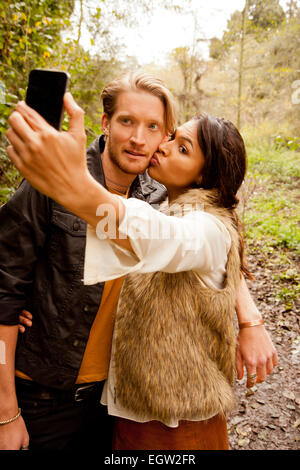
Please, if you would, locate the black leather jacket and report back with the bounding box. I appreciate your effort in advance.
[0,136,167,389]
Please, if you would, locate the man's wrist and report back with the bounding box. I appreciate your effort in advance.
[54,170,92,215]
[66,172,124,229]
[58,171,104,226]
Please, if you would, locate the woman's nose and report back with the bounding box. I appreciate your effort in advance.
[158,140,169,156]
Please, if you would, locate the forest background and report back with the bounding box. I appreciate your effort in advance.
[0,0,299,449]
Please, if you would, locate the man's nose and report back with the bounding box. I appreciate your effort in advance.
[130,126,146,146]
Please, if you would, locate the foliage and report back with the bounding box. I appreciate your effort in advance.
[238,131,300,308]
[216,0,287,57]
[274,135,300,151]
[247,0,285,31]
[0,137,22,204]
[209,37,225,60]
[0,0,76,201]
[0,0,75,98]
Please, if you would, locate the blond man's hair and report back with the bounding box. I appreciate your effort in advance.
[100,71,177,134]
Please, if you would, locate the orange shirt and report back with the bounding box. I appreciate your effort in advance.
[16,187,128,384]
[75,274,124,383]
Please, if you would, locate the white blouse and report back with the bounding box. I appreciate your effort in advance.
[83,196,232,427]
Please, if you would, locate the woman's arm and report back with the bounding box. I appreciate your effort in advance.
[0,325,29,450]
[235,276,278,387]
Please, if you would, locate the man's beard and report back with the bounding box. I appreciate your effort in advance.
[107,133,149,176]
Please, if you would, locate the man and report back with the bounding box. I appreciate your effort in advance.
[0,72,277,450]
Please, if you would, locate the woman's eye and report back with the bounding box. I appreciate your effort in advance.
[179,145,187,154]
[149,123,158,130]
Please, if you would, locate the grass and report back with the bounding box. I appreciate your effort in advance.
[239,126,300,309]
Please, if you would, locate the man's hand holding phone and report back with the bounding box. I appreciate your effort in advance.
[25,69,70,130]
[6,92,89,211]
[6,68,92,209]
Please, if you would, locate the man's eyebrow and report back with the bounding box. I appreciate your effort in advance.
[148,117,164,126]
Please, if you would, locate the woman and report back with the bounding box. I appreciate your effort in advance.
[7,97,273,450]
[89,115,249,450]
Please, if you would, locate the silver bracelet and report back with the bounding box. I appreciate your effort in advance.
[0,408,21,425]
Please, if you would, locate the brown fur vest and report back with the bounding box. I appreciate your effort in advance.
[113,188,241,422]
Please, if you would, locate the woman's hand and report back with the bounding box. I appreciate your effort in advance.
[236,325,278,388]
[18,310,33,334]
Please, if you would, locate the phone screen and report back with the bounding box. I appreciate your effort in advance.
[25,69,69,130]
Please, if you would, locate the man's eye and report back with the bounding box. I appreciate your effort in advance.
[122,118,131,124]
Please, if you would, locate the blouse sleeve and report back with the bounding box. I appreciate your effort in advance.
[83,196,231,285]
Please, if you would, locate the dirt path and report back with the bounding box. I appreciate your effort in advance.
[227,251,300,450]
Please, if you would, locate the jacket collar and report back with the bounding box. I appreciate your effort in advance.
[86,135,106,188]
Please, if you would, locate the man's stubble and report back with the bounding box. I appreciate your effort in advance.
[107,130,142,176]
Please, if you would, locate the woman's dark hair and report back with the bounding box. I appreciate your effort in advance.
[193,114,253,280]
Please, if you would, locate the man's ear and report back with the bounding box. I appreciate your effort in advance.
[101,113,110,137]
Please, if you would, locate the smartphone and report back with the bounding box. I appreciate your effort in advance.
[25,69,70,130]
